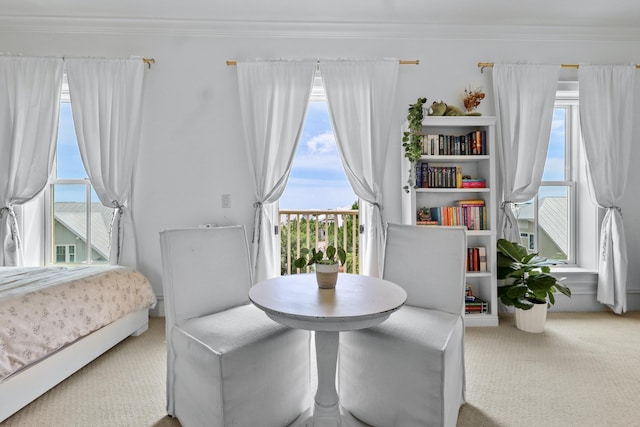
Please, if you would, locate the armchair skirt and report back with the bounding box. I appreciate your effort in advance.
[170,303,310,427]
[339,305,464,427]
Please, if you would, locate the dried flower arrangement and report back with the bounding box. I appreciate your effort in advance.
[463,87,485,113]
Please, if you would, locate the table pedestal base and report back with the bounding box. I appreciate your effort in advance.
[289,407,371,427]
[314,330,340,423]
[287,331,372,427]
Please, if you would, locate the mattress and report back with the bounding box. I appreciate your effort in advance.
[0,266,156,381]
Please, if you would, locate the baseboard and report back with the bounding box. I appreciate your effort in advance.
[150,296,164,317]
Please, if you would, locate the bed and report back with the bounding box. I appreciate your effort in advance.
[0,265,157,422]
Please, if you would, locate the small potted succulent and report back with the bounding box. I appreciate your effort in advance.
[497,239,571,332]
[294,245,347,289]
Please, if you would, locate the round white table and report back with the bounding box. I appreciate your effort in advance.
[249,273,407,427]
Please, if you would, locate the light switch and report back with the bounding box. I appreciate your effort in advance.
[221,194,231,208]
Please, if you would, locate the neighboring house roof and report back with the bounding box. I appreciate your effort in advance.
[513,198,567,255]
[539,197,568,255]
[54,202,114,259]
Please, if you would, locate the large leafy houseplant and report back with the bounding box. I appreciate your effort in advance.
[497,239,571,310]
[402,97,428,193]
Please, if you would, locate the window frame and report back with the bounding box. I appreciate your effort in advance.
[517,83,599,269]
[44,76,107,265]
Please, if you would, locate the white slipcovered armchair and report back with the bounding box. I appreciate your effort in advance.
[339,223,467,427]
[159,225,310,427]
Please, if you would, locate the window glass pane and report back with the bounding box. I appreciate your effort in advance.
[55,246,66,263]
[90,191,112,263]
[56,103,85,179]
[514,200,535,251]
[280,100,356,209]
[53,184,87,264]
[538,186,569,261]
[543,108,566,181]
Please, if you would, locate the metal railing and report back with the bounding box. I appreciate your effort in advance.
[279,209,359,275]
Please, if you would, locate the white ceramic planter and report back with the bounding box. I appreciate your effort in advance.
[315,263,339,289]
[515,302,548,333]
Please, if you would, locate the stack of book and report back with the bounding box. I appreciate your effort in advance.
[465,285,489,314]
[461,178,486,188]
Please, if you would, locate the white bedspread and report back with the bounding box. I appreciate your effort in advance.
[0,266,156,381]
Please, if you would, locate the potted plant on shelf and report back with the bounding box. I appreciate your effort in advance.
[402,97,428,193]
[496,239,571,333]
[294,245,347,289]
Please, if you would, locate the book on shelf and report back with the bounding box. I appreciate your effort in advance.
[461,178,486,188]
[456,199,485,206]
[466,246,487,272]
[420,131,487,156]
[424,205,488,230]
[417,163,462,188]
[417,220,439,226]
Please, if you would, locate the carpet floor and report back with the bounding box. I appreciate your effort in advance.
[2,311,639,426]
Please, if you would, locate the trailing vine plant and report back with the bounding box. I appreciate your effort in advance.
[402,97,428,192]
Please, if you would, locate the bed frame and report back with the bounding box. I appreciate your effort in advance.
[0,308,150,422]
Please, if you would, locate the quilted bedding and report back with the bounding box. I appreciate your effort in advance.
[0,266,156,381]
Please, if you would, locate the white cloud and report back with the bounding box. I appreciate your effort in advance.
[305,131,336,154]
[293,132,344,174]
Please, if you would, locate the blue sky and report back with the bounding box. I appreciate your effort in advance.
[538,107,567,200]
[279,101,357,210]
[543,108,565,181]
[57,103,84,180]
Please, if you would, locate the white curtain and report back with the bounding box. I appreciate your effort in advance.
[579,65,635,314]
[236,60,316,282]
[0,56,63,266]
[493,64,560,241]
[65,58,145,266]
[320,59,399,277]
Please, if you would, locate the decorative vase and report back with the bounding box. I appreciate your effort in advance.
[515,302,548,333]
[315,263,339,289]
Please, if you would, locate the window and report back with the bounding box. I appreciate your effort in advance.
[46,78,111,265]
[513,87,579,263]
[519,232,535,252]
[279,71,360,274]
[55,244,76,263]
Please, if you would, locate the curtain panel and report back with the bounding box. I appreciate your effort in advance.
[579,65,635,314]
[0,56,64,266]
[492,64,560,242]
[236,60,316,282]
[65,58,145,267]
[320,59,399,277]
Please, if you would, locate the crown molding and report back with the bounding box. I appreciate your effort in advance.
[1,16,640,42]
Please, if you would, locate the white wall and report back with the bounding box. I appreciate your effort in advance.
[4,20,640,311]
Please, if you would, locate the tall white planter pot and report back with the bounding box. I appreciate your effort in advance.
[515,302,548,333]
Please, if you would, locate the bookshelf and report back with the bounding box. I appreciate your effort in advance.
[401,116,498,327]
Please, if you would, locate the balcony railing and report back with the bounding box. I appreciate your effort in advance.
[279,209,359,275]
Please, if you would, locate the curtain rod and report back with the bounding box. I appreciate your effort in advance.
[226,59,419,66]
[143,58,155,68]
[478,61,640,73]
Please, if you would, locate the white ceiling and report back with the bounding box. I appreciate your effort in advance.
[2,0,640,29]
